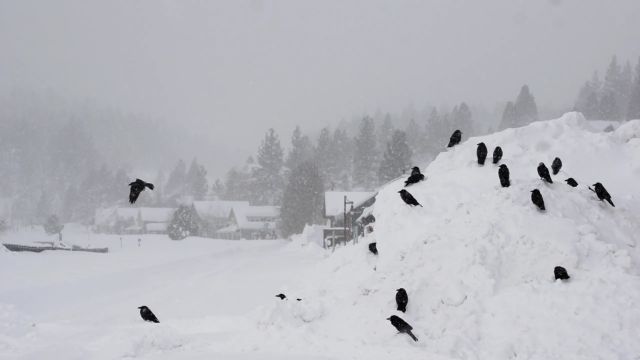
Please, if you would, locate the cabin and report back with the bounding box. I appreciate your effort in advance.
[94,207,175,234]
[215,205,280,240]
[322,191,377,247]
[192,200,250,237]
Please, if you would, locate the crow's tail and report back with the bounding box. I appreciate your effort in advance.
[606,198,615,207]
[146,183,155,190]
[407,330,418,342]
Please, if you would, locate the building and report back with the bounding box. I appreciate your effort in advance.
[192,200,250,237]
[215,204,280,240]
[322,191,377,248]
[94,207,175,234]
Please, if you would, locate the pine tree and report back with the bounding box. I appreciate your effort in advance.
[452,102,473,133]
[315,127,333,185]
[353,117,378,190]
[286,126,314,170]
[513,85,539,126]
[280,161,324,237]
[378,130,412,183]
[186,158,208,200]
[330,128,353,190]
[254,128,284,205]
[210,179,225,200]
[619,62,633,118]
[165,159,187,198]
[167,205,200,240]
[377,114,394,147]
[575,73,602,119]
[404,119,423,158]
[627,57,640,120]
[500,101,516,129]
[600,90,620,120]
[44,215,64,236]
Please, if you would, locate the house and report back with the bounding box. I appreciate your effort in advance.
[192,200,250,237]
[322,191,377,247]
[94,207,175,234]
[215,205,280,240]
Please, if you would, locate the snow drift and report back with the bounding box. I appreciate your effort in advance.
[263,112,640,359]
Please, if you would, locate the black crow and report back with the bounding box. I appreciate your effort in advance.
[396,288,408,313]
[404,167,425,187]
[296,298,302,301]
[565,178,578,187]
[275,293,286,300]
[398,189,422,207]
[492,146,503,164]
[531,189,545,211]
[138,306,159,323]
[447,130,462,148]
[537,163,553,184]
[386,315,418,342]
[477,142,488,165]
[591,182,615,207]
[498,164,510,188]
[551,157,562,175]
[129,179,154,204]
[369,242,378,255]
[554,266,570,281]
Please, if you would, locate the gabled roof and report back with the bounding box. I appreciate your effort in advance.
[193,201,250,219]
[231,205,280,230]
[324,191,377,217]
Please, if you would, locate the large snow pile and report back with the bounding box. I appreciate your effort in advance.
[261,113,640,359]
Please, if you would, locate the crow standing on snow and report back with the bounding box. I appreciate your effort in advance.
[537,163,553,184]
[492,146,503,164]
[565,178,578,187]
[551,157,563,175]
[477,142,488,165]
[498,164,510,188]
[447,130,462,148]
[396,288,408,313]
[368,242,378,255]
[404,167,425,187]
[554,266,570,281]
[531,189,545,211]
[591,182,615,207]
[138,306,159,323]
[275,293,287,300]
[398,189,422,207]
[386,315,418,342]
[129,179,154,204]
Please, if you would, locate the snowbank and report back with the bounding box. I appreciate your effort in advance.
[264,113,640,359]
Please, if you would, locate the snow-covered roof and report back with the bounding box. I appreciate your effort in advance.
[324,191,377,217]
[115,208,139,220]
[138,208,174,222]
[231,205,280,230]
[193,201,250,219]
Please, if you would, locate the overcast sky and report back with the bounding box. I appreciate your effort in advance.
[1,0,639,175]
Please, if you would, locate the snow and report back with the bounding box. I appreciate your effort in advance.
[1,112,639,359]
[324,191,376,217]
[192,201,249,220]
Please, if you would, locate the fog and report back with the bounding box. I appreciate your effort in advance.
[2,0,639,175]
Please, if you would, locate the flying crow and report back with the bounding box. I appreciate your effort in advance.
[565,178,578,187]
[404,167,425,187]
[129,179,154,204]
[386,315,418,342]
[369,242,378,255]
[537,163,553,184]
[551,157,562,175]
[592,182,615,207]
[498,164,510,188]
[531,189,545,211]
[396,288,408,313]
[492,146,503,164]
[554,266,570,281]
[138,306,159,323]
[398,189,422,207]
[275,293,287,300]
[477,142,488,165]
[447,130,462,148]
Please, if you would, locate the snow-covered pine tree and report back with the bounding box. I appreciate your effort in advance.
[330,128,353,190]
[280,161,324,237]
[167,205,200,240]
[513,85,539,126]
[575,72,602,119]
[186,158,208,200]
[378,130,413,183]
[377,114,394,148]
[353,117,378,190]
[286,126,314,171]
[44,215,64,236]
[315,127,333,186]
[602,56,623,120]
[500,101,516,129]
[165,159,187,199]
[627,57,640,120]
[405,119,424,159]
[254,128,284,205]
[453,102,473,134]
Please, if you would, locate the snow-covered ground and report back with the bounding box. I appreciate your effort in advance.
[2,112,640,359]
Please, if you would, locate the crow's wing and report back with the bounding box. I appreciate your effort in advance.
[129,184,142,204]
[145,182,155,190]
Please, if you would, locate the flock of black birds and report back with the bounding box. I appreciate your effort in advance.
[132,128,616,342]
[371,128,617,341]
